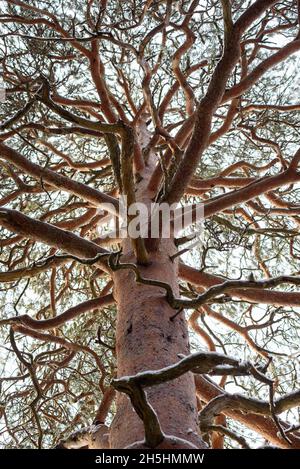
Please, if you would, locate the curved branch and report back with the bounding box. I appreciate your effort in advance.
[199,389,300,431]
[164,0,277,203]
[13,325,106,385]
[0,293,114,330]
[195,375,300,448]
[179,263,300,307]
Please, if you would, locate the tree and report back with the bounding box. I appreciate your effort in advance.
[0,0,300,450]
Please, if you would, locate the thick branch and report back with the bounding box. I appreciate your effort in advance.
[165,0,277,203]
[195,375,300,449]
[179,263,300,307]
[0,142,118,211]
[199,389,300,431]
[0,208,109,265]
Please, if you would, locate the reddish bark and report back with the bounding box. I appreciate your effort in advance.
[0,143,118,210]
[110,244,205,449]
[1,0,300,450]
[111,240,203,448]
[109,145,205,448]
[195,375,300,449]
[179,263,300,307]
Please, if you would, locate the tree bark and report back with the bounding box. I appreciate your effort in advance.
[110,242,204,448]
[109,134,205,448]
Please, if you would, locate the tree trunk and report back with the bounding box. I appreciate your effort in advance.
[109,137,205,448]
[110,241,204,448]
